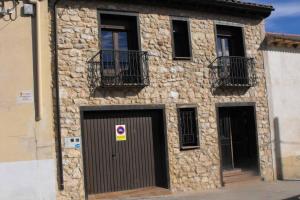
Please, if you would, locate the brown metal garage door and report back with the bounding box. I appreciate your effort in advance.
[82,109,168,195]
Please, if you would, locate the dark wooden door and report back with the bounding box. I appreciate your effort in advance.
[82,109,168,195]
[218,106,258,171]
[219,108,234,170]
[230,107,258,169]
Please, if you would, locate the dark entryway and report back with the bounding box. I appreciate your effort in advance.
[218,106,259,183]
[81,108,169,196]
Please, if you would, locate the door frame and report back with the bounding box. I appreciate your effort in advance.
[80,104,170,199]
[215,102,261,186]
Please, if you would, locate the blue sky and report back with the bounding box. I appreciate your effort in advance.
[246,0,300,34]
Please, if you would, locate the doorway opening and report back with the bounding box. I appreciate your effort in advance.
[218,105,260,184]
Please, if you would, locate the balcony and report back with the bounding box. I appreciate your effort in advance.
[88,50,149,89]
[210,56,257,89]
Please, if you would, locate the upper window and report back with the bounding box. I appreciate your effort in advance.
[172,19,192,59]
[216,25,245,57]
[100,13,139,70]
[100,14,139,50]
[215,25,250,85]
[97,13,150,86]
[177,106,199,149]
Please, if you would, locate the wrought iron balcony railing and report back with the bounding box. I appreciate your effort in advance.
[210,56,257,88]
[88,50,149,89]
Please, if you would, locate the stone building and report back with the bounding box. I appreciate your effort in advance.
[263,33,300,180]
[52,0,275,199]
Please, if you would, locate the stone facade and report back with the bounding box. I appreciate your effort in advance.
[54,1,274,199]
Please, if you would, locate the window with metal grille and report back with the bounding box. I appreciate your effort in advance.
[178,107,199,149]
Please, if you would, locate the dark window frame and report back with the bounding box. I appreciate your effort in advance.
[177,105,200,150]
[98,10,142,51]
[98,10,143,77]
[213,23,253,86]
[213,22,247,57]
[171,17,193,60]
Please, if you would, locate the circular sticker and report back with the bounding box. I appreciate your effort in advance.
[117,126,125,135]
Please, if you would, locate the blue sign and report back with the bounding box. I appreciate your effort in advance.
[116,125,127,141]
[117,126,125,135]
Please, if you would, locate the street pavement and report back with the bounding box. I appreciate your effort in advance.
[127,181,300,200]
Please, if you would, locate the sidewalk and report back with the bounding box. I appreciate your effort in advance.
[135,181,300,200]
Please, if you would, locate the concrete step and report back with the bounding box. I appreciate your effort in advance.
[223,168,243,177]
[223,170,260,185]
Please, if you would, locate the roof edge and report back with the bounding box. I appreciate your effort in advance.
[215,0,274,17]
[61,0,274,19]
[265,32,300,48]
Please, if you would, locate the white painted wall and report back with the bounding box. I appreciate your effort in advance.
[0,160,56,200]
[265,48,300,179]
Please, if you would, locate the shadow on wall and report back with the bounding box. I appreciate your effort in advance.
[93,87,144,98]
[211,87,249,96]
[274,117,283,180]
[282,195,300,200]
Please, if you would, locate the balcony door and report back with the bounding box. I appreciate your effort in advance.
[100,13,142,85]
[217,36,230,57]
[101,30,129,72]
[216,25,248,85]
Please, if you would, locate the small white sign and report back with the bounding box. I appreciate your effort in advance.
[115,125,126,141]
[17,90,33,104]
[64,137,81,149]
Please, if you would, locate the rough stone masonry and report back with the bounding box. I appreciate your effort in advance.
[54,1,274,199]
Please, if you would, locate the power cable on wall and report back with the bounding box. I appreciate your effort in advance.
[0,0,19,21]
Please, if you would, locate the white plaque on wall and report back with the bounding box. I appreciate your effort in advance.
[17,90,33,104]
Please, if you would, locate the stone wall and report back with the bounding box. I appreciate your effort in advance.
[54,1,274,199]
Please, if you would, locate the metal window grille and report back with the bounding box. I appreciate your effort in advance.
[178,107,199,148]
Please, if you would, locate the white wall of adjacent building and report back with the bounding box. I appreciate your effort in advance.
[0,1,56,199]
[265,47,300,180]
